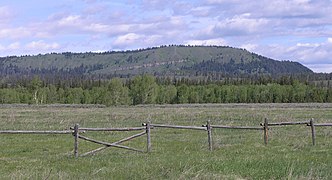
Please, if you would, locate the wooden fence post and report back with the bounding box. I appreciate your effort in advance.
[207,120,212,151]
[74,124,79,158]
[263,118,268,145]
[310,118,316,146]
[146,121,151,153]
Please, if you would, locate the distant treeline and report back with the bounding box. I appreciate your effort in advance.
[1,75,332,105]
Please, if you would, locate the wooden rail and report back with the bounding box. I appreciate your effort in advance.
[314,123,332,127]
[78,134,145,153]
[143,123,206,131]
[1,118,332,158]
[260,121,309,126]
[72,124,149,157]
[0,130,73,134]
[81,131,147,156]
[71,127,146,131]
[203,125,263,130]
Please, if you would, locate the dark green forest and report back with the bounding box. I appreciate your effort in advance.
[1,75,332,106]
[1,45,332,106]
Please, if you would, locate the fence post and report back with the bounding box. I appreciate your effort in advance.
[146,121,151,153]
[74,124,79,158]
[310,118,316,146]
[207,120,212,151]
[263,118,268,145]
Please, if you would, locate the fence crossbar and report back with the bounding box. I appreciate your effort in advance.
[0,130,73,134]
[146,124,206,131]
[260,121,309,126]
[70,127,146,131]
[78,135,145,154]
[80,131,147,156]
[206,125,263,130]
[314,123,332,127]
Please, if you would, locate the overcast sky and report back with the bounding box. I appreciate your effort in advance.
[1,0,332,73]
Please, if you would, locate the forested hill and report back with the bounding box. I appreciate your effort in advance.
[0,45,313,78]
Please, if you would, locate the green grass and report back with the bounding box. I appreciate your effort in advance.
[0,104,332,179]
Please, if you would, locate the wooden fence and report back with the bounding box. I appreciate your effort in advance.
[259,118,332,146]
[1,118,332,157]
[71,124,150,157]
[202,120,264,151]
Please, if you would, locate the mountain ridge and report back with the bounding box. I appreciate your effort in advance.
[0,45,313,77]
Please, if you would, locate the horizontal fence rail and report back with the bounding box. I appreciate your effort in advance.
[70,127,146,132]
[313,123,332,127]
[143,123,206,131]
[260,121,310,126]
[203,125,263,130]
[1,118,332,158]
[0,130,73,134]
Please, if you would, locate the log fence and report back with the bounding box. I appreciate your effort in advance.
[1,118,332,157]
[72,124,149,157]
[202,120,264,150]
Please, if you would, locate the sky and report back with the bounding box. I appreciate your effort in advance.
[0,0,332,73]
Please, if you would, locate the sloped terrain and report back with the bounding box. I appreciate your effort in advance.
[0,45,313,77]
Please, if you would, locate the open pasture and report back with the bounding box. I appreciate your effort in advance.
[0,104,332,179]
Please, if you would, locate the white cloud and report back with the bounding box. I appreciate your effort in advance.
[240,43,258,52]
[0,42,21,56]
[8,42,21,50]
[113,33,142,46]
[328,38,332,43]
[57,15,81,26]
[0,42,21,51]
[113,33,162,49]
[296,43,320,48]
[0,6,14,23]
[207,0,242,4]
[185,38,227,46]
[26,40,60,50]
[251,40,332,66]
[197,13,270,38]
[0,27,32,39]
[306,64,332,73]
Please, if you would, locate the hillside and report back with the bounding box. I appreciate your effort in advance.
[0,45,313,77]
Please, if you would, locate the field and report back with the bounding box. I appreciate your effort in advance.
[1,104,332,179]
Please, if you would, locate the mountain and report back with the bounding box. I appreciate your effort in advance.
[0,45,313,78]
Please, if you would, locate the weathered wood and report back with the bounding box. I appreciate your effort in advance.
[260,121,309,126]
[310,118,316,146]
[209,125,263,130]
[146,121,151,153]
[76,127,146,131]
[314,123,332,127]
[263,118,268,145]
[149,124,206,131]
[117,131,147,144]
[206,120,212,151]
[0,130,73,134]
[80,147,106,157]
[73,124,79,158]
[80,131,146,156]
[78,135,144,153]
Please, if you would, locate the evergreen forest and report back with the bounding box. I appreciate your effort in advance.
[1,45,332,106]
[1,75,332,106]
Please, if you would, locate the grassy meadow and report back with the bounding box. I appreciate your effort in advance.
[0,104,332,179]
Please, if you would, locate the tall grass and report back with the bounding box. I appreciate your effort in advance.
[0,104,331,179]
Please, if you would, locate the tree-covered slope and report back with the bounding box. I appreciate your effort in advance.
[0,45,313,77]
